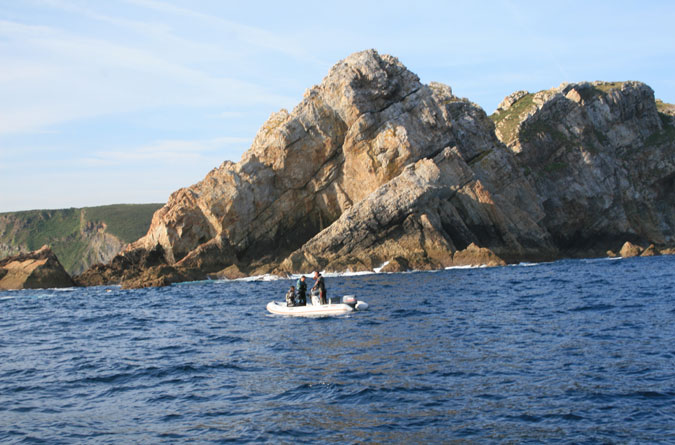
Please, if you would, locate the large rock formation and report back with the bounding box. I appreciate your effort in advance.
[492,81,675,255]
[77,50,675,288]
[0,245,75,290]
[277,146,546,273]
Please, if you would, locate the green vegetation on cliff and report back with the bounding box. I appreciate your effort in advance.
[83,204,161,242]
[0,204,162,274]
[489,93,535,144]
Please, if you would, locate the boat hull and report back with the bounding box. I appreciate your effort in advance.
[266,301,355,317]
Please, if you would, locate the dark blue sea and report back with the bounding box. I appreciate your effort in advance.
[1,256,674,444]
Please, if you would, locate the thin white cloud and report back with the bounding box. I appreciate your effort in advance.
[79,136,251,167]
[122,0,316,63]
[0,12,294,135]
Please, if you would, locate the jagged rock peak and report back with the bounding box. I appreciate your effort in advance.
[299,49,423,125]
[492,80,662,149]
[497,90,529,112]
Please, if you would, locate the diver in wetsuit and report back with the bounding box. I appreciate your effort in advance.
[295,276,307,306]
[311,271,327,305]
[285,285,296,307]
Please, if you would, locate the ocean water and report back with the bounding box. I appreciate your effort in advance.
[1,256,674,444]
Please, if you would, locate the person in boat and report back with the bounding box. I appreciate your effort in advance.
[295,276,307,306]
[311,271,327,305]
[285,285,296,307]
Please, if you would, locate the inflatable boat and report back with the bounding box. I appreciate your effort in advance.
[266,295,369,317]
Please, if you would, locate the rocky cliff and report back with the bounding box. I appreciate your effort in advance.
[0,245,75,290]
[76,50,675,288]
[492,81,675,254]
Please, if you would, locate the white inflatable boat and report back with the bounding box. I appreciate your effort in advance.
[266,295,369,317]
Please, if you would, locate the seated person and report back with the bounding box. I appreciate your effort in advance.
[285,285,296,307]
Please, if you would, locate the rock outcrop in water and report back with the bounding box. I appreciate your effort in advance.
[76,50,675,288]
[0,245,75,289]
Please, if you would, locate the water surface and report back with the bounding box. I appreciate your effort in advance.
[1,256,674,443]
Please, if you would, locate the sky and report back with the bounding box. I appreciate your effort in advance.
[1,0,674,212]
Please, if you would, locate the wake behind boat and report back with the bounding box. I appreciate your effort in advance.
[267,295,369,317]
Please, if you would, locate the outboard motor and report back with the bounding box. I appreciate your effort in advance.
[342,295,357,308]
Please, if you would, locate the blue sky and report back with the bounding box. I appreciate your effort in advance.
[1,0,674,212]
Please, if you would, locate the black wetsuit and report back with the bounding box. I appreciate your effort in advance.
[296,279,307,306]
[316,275,327,305]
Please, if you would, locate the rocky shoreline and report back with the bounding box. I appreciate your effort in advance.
[0,245,75,290]
[1,241,673,290]
[4,50,673,290]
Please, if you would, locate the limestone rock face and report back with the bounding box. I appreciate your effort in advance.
[75,244,167,286]
[78,50,675,287]
[452,243,506,267]
[208,264,248,280]
[88,49,554,286]
[493,81,675,254]
[277,146,551,273]
[379,257,410,273]
[127,50,436,269]
[640,244,659,257]
[0,245,75,290]
[619,241,642,258]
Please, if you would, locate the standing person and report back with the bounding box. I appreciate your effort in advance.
[296,276,307,306]
[285,285,296,307]
[312,271,327,305]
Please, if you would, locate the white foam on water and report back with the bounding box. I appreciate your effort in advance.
[373,261,390,273]
[444,264,486,270]
[226,260,531,282]
[234,274,283,282]
[233,269,384,282]
[322,270,375,278]
[582,256,625,264]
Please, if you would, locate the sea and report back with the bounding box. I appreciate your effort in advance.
[1,255,674,444]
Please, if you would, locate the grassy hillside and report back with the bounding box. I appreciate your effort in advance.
[0,203,163,274]
[83,204,162,242]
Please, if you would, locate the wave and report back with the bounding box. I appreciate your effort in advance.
[445,264,487,270]
[373,261,390,273]
[509,262,543,267]
[582,256,623,263]
[234,273,288,282]
[231,269,381,282]
[570,304,615,312]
